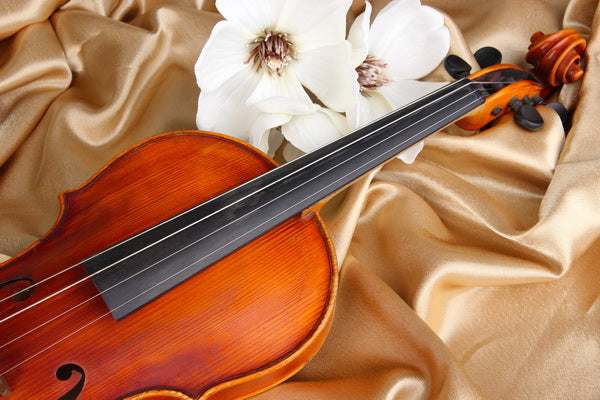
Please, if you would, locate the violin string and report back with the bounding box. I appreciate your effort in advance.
[0,88,483,368]
[1,81,488,326]
[1,81,495,327]
[2,82,506,358]
[1,92,483,374]
[1,306,110,375]
[2,87,479,331]
[1,80,490,308]
[4,96,491,375]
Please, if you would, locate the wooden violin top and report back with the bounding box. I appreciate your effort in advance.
[1,78,486,399]
[0,131,337,399]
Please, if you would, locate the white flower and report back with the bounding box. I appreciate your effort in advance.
[247,107,349,158]
[282,107,350,153]
[347,0,450,163]
[195,0,355,148]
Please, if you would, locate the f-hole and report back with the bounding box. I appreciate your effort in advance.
[56,364,85,400]
[0,278,34,302]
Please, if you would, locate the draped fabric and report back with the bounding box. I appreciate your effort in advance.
[1,0,598,398]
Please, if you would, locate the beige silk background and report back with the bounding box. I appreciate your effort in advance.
[1,0,599,398]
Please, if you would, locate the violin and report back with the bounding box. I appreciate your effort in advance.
[444,29,586,131]
[0,30,586,400]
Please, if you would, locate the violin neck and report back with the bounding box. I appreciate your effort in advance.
[85,78,484,320]
[268,78,484,209]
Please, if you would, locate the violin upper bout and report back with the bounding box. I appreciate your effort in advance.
[526,29,586,86]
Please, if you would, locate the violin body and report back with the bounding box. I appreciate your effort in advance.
[1,30,587,393]
[0,131,337,399]
[0,25,588,399]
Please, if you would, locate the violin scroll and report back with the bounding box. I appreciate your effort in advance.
[526,29,586,86]
[444,29,587,131]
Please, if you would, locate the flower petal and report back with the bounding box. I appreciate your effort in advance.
[195,20,254,92]
[347,90,393,130]
[347,1,372,67]
[278,0,351,52]
[373,5,449,80]
[368,0,421,56]
[396,141,423,163]
[246,69,317,114]
[282,108,348,153]
[293,41,356,112]
[376,79,446,109]
[249,112,291,153]
[196,66,261,142]
[216,0,285,36]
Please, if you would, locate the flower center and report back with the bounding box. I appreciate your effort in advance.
[247,31,294,76]
[356,55,391,94]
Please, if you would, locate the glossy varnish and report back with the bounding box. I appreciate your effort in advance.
[0,78,485,399]
[0,132,337,399]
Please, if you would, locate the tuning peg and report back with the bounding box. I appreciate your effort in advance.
[444,55,472,79]
[545,102,569,128]
[474,46,502,68]
[514,104,544,131]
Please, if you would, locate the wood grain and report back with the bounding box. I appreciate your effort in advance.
[0,131,337,400]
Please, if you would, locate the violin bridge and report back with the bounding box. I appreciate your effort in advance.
[0,375,10,396]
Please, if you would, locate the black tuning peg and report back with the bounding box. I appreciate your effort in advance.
[509,95,546,131]
[474,46,502,68]
[444,55,472,79]
[545,102,569,128]
[510,96,569,131]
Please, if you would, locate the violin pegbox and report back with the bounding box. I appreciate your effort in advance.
[526,30,586,87]
[443,29,586,132]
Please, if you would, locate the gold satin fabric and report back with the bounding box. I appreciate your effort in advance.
[1,0,598,398]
